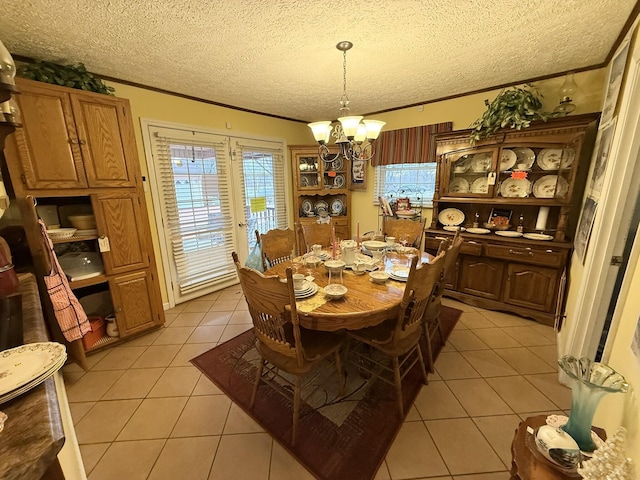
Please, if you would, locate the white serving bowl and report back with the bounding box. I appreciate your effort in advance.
[324,260,346,272]
[68,214,97,230]
[369,271,390,284]
[396,210,417,218]
[323,284,347,300]
[47,228,77,240]
[362,240,387,251]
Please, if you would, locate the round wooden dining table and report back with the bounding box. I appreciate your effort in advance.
[264,251,434,332]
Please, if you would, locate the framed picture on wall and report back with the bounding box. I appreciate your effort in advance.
[601,39,630,126]
[350,159,367,190]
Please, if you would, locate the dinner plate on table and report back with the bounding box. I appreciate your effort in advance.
[388,266,410,282]
[523,233,554,241]
[295,282,319,299]
[495,230,523,238]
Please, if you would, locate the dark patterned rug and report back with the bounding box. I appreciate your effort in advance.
[191,306,462,480]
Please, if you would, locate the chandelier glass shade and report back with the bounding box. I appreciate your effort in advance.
[308,41,385,162]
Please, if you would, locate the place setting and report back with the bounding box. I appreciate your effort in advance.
[292,273,319,299]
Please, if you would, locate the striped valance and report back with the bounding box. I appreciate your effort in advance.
[371,121,453,166]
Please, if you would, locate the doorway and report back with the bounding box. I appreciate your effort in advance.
[142,121,287,305]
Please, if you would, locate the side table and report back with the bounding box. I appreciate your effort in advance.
[510,415,606,480]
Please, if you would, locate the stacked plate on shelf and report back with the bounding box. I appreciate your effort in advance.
[0,342,67,405]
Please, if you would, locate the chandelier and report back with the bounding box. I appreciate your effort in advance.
[308,41,385,163]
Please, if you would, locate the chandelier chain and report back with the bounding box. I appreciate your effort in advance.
[341,48,349,107]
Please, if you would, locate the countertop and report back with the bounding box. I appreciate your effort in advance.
[0,273,65,480]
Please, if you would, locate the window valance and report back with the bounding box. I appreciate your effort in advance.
[371,122,453,166]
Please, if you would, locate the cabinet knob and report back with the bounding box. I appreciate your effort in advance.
[79,139,86,145]
[69,138,79,144]
[115,307,122,313]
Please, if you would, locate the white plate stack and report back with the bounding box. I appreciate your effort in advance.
[0,342,67,405]
[294,281,319,299]
[388,266,410,282]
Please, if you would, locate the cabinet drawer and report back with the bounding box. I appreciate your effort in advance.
[425,236,448,251]
[485,243,565,267]
[461,240,483,256]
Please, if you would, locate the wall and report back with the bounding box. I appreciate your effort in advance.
[104,81,311,304]
[594,229,640,468]
[105,70,606,305]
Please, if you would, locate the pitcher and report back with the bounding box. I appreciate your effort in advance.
[341,239,357,266]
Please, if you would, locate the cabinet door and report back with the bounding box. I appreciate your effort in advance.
[11,83,88,189]
[93,193,149,274]
[110,269,161,337]
[71,95,137,188]
[503,263,558,312]
[458,256,504,300]
[295,153,321,190]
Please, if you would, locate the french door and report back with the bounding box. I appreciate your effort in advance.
[144,122,287,304]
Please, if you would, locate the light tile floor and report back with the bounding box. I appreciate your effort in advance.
[62,286,570,480]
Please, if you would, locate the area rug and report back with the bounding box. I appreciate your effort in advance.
[191,306,462,480]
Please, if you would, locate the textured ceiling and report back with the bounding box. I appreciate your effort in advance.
[0,0,636,122]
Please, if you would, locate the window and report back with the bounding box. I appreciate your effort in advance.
[374,163,437,206]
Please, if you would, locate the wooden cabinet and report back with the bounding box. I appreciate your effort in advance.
[2,79,164,367]
[110,269,160,337]
[426,114,598,325]
[6,78,136,190]
[290,145,351,252]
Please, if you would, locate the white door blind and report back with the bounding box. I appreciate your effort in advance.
[152,128,236,297]
[234,139,287,249]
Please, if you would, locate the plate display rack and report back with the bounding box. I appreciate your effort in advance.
[290,145,351,253]
[426,113,599,325]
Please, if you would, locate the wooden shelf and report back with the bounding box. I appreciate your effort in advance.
[51,234,99,244]
[69,274,108,289]
[435,197,568,206]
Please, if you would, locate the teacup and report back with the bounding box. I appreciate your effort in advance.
[292,273,306,290]
[372,250,384,263]
[386,236,396,245]
[312,244,322,255]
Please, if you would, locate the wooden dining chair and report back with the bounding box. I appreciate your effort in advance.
[231,252,345,445]
[255,228,296,269]
[422,231,463,372]
[296,222,333,253]
[383,218,426,248]
[347,252,445,416]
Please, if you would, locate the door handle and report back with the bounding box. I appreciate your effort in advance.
[509,249,534,256]
[238,222,248,227]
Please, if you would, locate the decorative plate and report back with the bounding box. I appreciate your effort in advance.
[332,156,344,171]
[334,174,345,188]
[537,149,576,170]
[300,176,309,187]
[500,178,531,198]
[500,149,517,171]
[453,155,472,173]
[513,147,536,170]
[438,208,465,226]
[495,230,523,238]
[523,233,554,241]
[0,342,67,397]
[470,153,492,173]
[449,177,470,194]
[466,227,490,234]
[301,199,313,214]
[314,200,329,215]
[330,199,344,215]
[533,175,569,198]
[470,177,489,194]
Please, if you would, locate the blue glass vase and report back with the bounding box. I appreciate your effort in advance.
[558,355,628,452]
